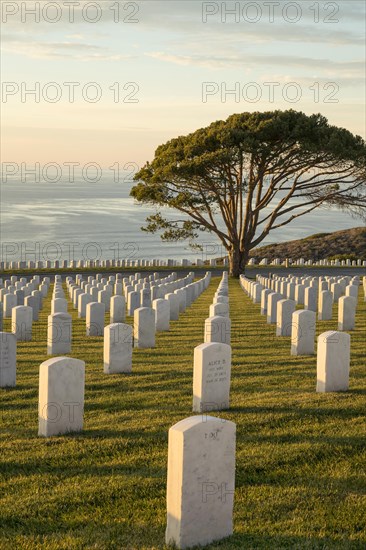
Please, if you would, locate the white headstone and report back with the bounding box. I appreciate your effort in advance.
[134,307,155,348]
[0,332,16,387]
[338,296,357,331]
[3,293,17,318]
[86,302,105,336]
[78,293,92,319]
[165,415,236,549]
[24,295,39,321]
[127,291,140,316]
[276,299,296,337]
[209,302,229,318]
[304,286,317,312]
[110,295,126,324]
[11,305,33,341]
[193,343,231,412]
[260,289,271,315]
[140,288,151,308]
[175,289,187,313]
[104,323,133,374]
[291,310,316,356]
[51,298,68,315]
[294,284,305,305]
[345,285,358,299]
[47,312,72,355]
[331,282,342,302]
[98,289,111,312]
[316,331,350,392]
[318,290,333,321]
[166,293,180,321]
[204,316,231,346]
[153,299,170,332]
[287,283,296,300]
[38,356,85,436]
[267,292,281,324]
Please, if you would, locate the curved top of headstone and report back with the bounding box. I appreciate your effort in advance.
[40,356,85,370]
[170,415,236,434]
[106,322,132,330]
[206,315,230,322]
[87,301,105,309]
[195,342,231,353]
[318,330,350,343]
[292,309,315,318]
[49,312,72,319]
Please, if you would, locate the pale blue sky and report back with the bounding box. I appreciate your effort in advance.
[2,0,365,169]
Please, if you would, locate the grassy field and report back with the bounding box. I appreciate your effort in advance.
[1,277,365,549]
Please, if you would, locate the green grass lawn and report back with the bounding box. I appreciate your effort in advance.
[1,278,365,549]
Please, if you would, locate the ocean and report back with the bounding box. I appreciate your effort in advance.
[0,177,361,265]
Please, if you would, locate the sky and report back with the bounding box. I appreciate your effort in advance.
[1,0,365,176]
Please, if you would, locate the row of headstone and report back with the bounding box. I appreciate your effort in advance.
[240,274,355,392]
[37,273,214,428]
[0,276,51,387]
[62,271,211,338]
[103,273,212,374]
[204,274,231,347]
[3,253,364,270]
[66,271,192,315]
[192,274,232,415]
[35,352,236,548]
[41,271,211,371]
[37,270,214,428]
[1,274,49,321]
[167,275,235,547]
[1,256,227,270]
[248,257,366,267]
[253,273,359,330]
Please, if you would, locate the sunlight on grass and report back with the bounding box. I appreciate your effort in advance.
[1,277,365,549]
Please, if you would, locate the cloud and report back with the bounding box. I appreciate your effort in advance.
[146,51,365,77]
[2,37,135,61]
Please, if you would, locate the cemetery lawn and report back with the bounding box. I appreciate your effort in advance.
[1,277,365,550]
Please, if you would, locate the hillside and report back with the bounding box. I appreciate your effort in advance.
[249,227,366,261]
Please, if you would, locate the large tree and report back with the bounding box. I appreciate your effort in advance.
[131,110,366,277]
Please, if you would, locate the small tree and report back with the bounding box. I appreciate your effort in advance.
[131,110,366,277]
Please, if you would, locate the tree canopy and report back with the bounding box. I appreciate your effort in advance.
[131,110,366,276]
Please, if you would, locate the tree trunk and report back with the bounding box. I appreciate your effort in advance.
[228,247,248,278]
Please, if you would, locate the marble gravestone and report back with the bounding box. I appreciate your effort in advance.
[318,290,333,321]
[291,310,316,356]
[0,332,16,387]
[110,295,126,324]
[316,331,350,392]
[38,356,85,436]
[165,415,236,549]
[104,323,133,374]
[204,315,231,346]
[86,302,105,337]
[276,299,296,337]
[193,342,231,413]
[11,306,33,341]
[134,307,155,349]
[47,312,72,355]
[338,296,357,331]
[153,299,170,332]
